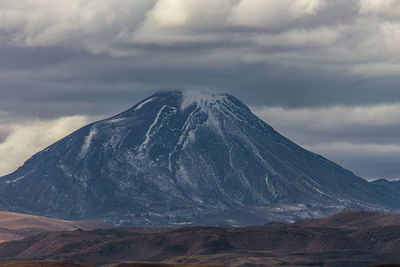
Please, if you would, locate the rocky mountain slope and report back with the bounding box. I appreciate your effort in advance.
[0,91,399,225]
[0,211,399,267]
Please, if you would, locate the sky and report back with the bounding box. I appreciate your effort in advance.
[0,0,400,180]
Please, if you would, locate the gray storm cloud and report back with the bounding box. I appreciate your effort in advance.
[253,104,400,179]
[0,0,399,179]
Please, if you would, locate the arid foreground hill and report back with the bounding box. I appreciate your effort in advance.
[0,261,224,267]
[0,260,97,267]
[0,211,111,243]
[0,210,399,267]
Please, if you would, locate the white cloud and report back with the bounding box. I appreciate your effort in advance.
[147,0,190,27]
[0,0,154,52]
[229,0,325,28]
[143,0,233,28]
[380,21,400,53]
[358,0,400,18]
[131,0,233,45]
[0,115,92,176]
[290,0,325,17]
[1,0,399,77]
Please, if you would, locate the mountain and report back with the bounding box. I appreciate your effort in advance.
[0,91,399,225]
[0,211,399,267]
[0,211,111,243]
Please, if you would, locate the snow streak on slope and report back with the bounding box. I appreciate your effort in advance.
[79,127,96,159]
[135,97,156,111]
[141,105,168,150]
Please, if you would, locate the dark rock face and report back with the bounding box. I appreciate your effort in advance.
[0,91,399,225]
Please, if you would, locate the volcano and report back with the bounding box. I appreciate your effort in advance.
[0,91,399,225]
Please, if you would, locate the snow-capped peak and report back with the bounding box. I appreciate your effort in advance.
[181,90,226,110]
[1,90,397,227]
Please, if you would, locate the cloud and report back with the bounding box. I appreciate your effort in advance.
[143,0,232,28]
[0,129,11,144]
[0,0,397,77]
[0,0,155,52]
[306,142,400,156]
[358,0,400,18]
[254,103,400,130]
[303,142,400,180]
[0,116,93,176]
[229,0,325,28]
[253,103,400,147]
[249,26,343,49]
[253,104,400,179]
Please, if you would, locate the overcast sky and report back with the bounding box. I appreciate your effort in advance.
[1,0,400,180]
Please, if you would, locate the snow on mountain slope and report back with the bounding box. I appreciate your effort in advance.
[0,91,399,226]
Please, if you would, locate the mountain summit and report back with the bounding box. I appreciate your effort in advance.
[0,91,399,225]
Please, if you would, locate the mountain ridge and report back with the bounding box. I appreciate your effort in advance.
[0,90,399,225]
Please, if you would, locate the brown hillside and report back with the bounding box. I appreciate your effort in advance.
[0,211,399,266]
[296,210,400,229]
[0,261,225,267]
[114,263,226,267]
[0,260,97,267]
[0,211,111,243]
